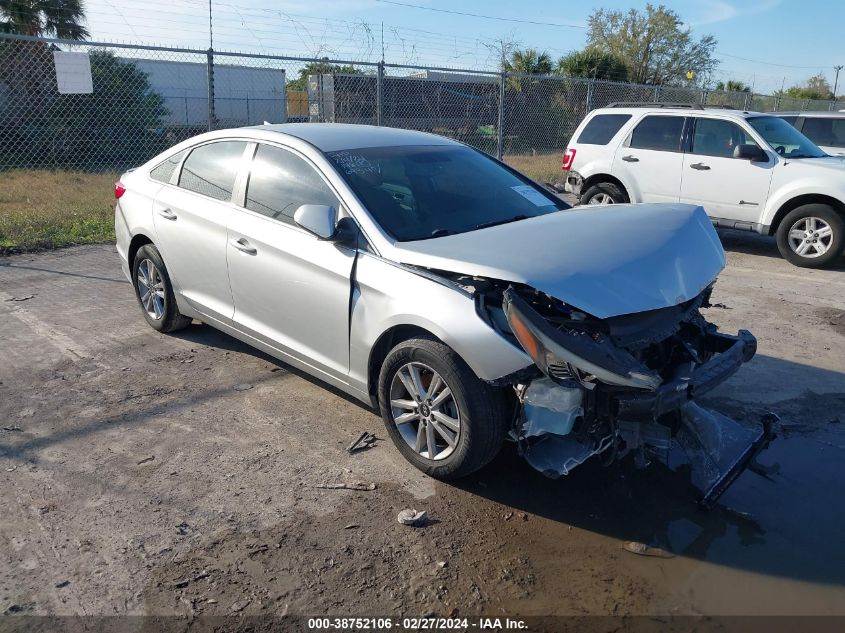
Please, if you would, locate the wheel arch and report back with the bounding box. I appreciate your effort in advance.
[366,324,440,404]
[581,173,631,202]
[768,194,845,236]
[128,233,154,269]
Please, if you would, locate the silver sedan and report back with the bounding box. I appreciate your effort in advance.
[115,124,764,503]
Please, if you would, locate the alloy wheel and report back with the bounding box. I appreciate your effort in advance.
[136,258,166,320]
[587,193,614,205]
[389,362,461,461]
[787,216,834,258]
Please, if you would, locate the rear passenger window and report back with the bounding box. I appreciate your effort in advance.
[577,114,631,145]
[245,144,339,224]
[629,115,685,152]
[178,141,247,201]
[691,118,758,158]
[150,150,186,183]
[801,118,845,148]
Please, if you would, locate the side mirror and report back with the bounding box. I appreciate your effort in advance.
[733,144,767,162]
[294,204,337,240]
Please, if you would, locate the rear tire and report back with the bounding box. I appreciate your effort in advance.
[132,244,192,333]
[775,204,845,268]
[377,336,511,480]
[581,181,628,206]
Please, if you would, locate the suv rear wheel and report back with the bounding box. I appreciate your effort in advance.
[776,204,845,268]
[581,181,628,206]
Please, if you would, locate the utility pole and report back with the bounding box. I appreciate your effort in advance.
[207,0,215,131]
[833,65,843,100]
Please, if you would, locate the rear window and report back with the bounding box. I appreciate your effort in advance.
[149,150,186,183]
[178,141,247,202]
[629,115,685,152]
[577,114,631,145]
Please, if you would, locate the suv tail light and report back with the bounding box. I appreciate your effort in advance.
[561,148,576,171]
[114,180,126,199]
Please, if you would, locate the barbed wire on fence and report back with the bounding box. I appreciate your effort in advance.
[1,32,843,172]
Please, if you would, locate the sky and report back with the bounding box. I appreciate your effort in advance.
[78,0,845,94]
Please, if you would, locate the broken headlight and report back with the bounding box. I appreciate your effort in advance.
[503,287,663,391]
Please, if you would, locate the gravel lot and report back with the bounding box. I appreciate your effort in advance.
[2,230,845,620]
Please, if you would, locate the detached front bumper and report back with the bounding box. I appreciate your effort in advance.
[617,329,757,418]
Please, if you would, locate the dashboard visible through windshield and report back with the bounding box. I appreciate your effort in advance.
[325,145,569,241]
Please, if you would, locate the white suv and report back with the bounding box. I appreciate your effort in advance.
[562,104,845,267]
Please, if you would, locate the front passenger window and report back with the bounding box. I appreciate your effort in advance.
[245,144,340,224]
[692,119,758,158]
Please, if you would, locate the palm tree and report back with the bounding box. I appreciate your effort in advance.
[506,48,553,76]
[0,0,89,39]
[715,79,750,93]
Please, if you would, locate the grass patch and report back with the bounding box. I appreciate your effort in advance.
[504,153,565,186]
[0,170,117,253]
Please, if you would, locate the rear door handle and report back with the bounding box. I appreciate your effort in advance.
[157,207,177,220]
[229,237,257,255]
[622,155,639,162]
[690,162,711,171]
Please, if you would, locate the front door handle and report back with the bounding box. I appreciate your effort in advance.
[690,162,711,171]
[622,155,639,162]
[229,237,257,255]
[157,207,177,220]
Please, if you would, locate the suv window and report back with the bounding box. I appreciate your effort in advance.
[150,150,186,183]
[245,144,340,223]
[178,141,247,202]
[779,115,798,126]
[691,118,758,158]
[629,115,685,152]
[577,114,632,145]
[801,117,845,148]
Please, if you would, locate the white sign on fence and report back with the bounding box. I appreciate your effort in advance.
[53,51,94,94]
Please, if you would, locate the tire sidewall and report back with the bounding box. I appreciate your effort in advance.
[776,204,845,268]
[378,340,480,478]
[132,244,178,332]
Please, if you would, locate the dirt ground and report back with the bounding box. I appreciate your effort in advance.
[2,228,845,625]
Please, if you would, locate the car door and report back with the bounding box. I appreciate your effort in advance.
[152,139,249,324]
[680,117,774,225]
[226,142,356,380]
[612,114,686,202]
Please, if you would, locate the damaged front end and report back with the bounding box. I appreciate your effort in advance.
[488,284,771,508]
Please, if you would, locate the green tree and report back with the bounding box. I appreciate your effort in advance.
[782,73,833,100]
[715,79,750,92]
[287,60,362,91]
[586,3,717,85]
[505,48,553,76]
[0,0,89,39]
[557,48,629,81]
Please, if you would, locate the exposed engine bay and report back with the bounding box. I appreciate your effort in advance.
[441,271,774,508]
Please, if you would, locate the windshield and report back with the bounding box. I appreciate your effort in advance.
[748,116,826,158]
[325,145,569,241]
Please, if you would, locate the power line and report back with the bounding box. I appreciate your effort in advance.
[373,0,586,29]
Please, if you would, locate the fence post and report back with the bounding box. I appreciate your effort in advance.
[744,92,752,111]
[376,61,384,126]
[206,47,215,131]
[653,85,660,103]
[497,72,505,160]
[586,78,593,113]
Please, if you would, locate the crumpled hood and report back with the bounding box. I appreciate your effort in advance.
[389,203,725,319]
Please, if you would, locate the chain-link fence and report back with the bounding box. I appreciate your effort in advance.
[1,32,843,173]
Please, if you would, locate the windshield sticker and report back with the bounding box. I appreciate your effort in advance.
[511,185,551,207]
[331,151,379,177]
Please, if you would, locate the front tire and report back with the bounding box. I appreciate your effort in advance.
[377,337,511,480]
[776,204,845,268]
[132,244,192,333]
[581,181,628,206]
